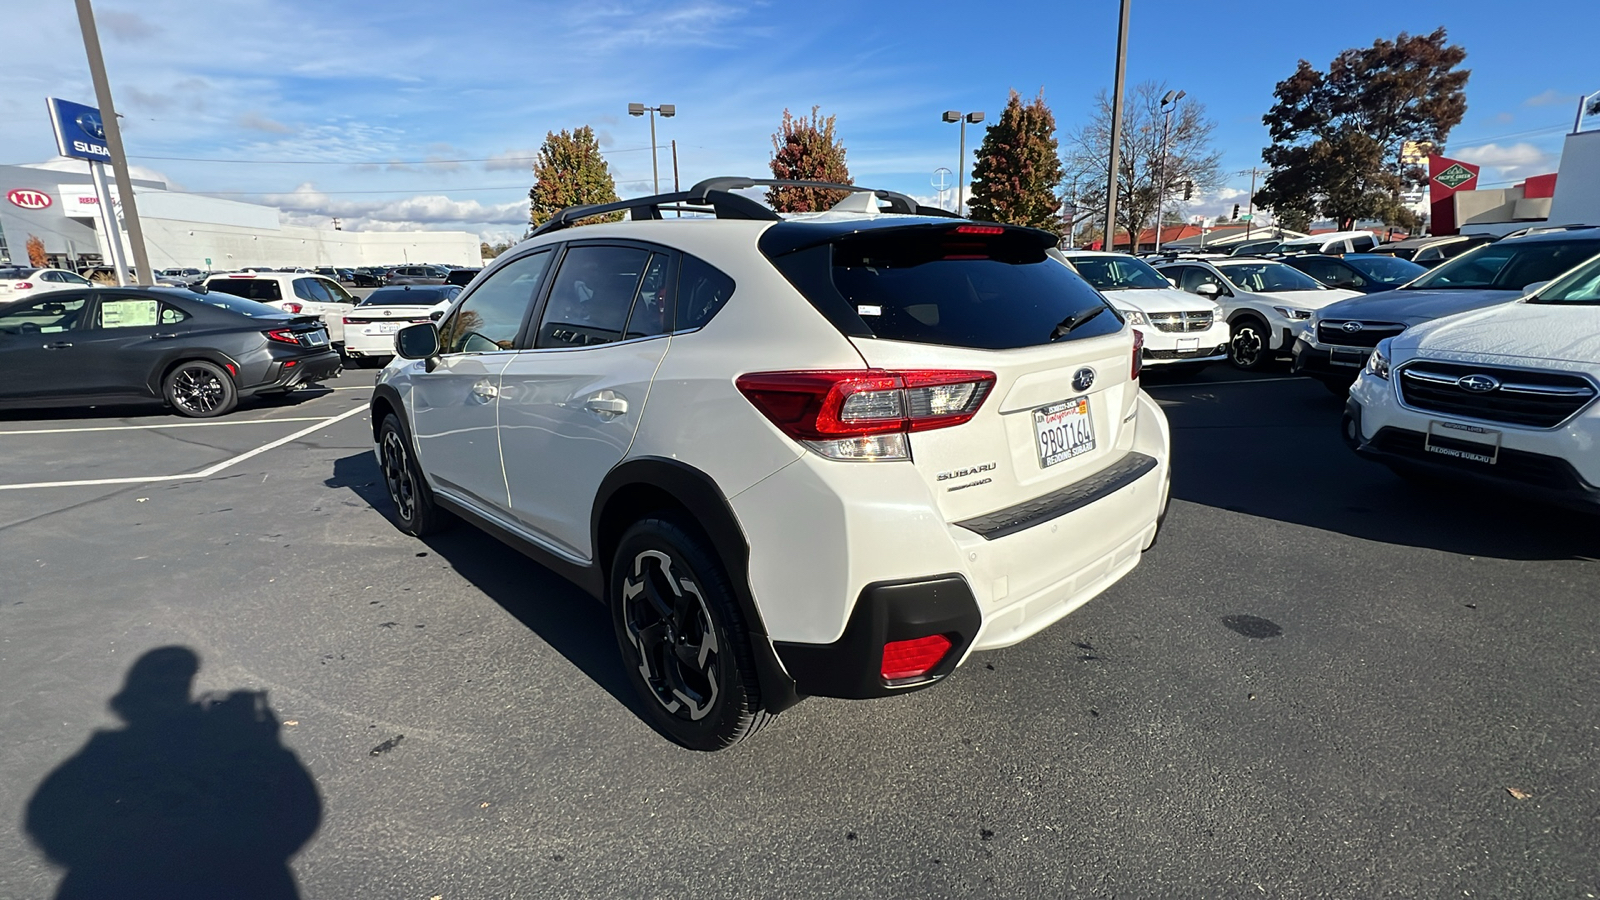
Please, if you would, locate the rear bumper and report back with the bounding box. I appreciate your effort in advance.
[253,350,340,392]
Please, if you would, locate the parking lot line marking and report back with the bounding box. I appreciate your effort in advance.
[0,405,368,491]
[0,417,333,436]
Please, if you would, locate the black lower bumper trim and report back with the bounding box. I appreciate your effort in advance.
[774,575,981,699]
[956,452,1158,540]
[1355,425,1600,513]
[1291,339,1367,379]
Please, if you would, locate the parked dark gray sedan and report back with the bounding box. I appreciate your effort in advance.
[1291,227,1600,390]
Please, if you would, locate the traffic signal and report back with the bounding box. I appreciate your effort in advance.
[1232,204,1240,219]
[1183,181,1193,200]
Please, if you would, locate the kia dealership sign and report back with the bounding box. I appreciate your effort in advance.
[7,188,53,210]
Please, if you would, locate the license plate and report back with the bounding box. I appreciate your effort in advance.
[368,323,400,334]
[1329,347,1367,367]
[1033,398,1095,468]
[1176,337,1199,351]
[306,330,328,347]
[1424,420,1500,465]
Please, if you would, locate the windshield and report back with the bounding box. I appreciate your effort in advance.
[1342,255,1427,285]
[1406,239,1600,291]
[359,286,459,306]
[1063,255,1171,291]
[1218,262,1323,293]
[1528,252,1600,305]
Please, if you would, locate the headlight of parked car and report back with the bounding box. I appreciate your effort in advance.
[1272,306,1314,321]
[1118,308,1148,326]
[1366,339,1392,380]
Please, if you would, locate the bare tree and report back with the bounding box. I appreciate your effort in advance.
[1061,82,1222,249]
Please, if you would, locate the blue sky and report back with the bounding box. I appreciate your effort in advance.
[2,0,1595,241]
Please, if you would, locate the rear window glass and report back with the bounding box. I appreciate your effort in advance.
[1407,239,1600,291]
[361,286,459,306]
[187,290,285,318]
[776,226,1120,350]
[208,278,283,302]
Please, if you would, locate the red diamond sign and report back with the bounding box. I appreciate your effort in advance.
[1434,163,1476,189]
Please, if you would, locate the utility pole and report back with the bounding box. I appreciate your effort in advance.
[74,0,152,285]
[1104,0,1131,252]
[1240,166,1266,240]
[671,140,680,217]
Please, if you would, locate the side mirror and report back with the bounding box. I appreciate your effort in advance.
[395,322,440,370]
[1196,282,1221,298]
[1522,280,1550,296]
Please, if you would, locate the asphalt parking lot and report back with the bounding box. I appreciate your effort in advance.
[1,364,1596,898]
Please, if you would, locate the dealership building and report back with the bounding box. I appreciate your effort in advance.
[0,161,482,272]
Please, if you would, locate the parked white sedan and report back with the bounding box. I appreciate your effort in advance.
[0,267,94,303]
[341,285,460,366]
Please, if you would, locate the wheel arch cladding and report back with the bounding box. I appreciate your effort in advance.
[593,457,803,713]
[370,384,404,443]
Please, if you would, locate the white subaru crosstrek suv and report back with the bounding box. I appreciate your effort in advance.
[1153,256,1361,370]
[369,178,1172,750]
[1343,249,1600,512]
[1055,250,1229,370]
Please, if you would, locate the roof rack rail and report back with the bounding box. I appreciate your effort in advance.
[529,176,958,237]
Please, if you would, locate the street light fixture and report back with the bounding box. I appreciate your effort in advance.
[628,103,676,193]
[1153,89,1185,252]
[942,110,984,215]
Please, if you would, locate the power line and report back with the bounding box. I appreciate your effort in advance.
[124,145,663,165]
[161,185,530,196]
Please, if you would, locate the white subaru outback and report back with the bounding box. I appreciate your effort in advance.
[370,178,1172,749]
[1344,249,1600,512]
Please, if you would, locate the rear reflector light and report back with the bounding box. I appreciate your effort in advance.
[282,302,303,313]
[264,328,302,345]
[1131,329,1145,380]
[881,634,953,681]
[952,225,1004,235]
[736,369,995,461]
[283,360,297,368]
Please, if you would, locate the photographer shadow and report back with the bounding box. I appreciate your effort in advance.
[25,646,321,900]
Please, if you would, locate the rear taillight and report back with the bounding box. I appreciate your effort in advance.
[735,369,995,461]
[342,316,354,324]
[882,634,953,681]
[264,328,302,345]
[1131,329,1145,380]
[282,302,303,313]
[14,282,33,290]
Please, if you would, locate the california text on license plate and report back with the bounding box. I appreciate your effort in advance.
[1033,398,1095,468]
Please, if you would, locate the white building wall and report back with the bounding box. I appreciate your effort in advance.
[1546,131,1600,227]
[134,218,480,269]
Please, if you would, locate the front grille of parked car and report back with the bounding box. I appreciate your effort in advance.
[1317,320,1405,348]
[1145,344,1227,360]
[1148,311,1214,333]
[1397,361,1598,429]
[1368,428,1587,491]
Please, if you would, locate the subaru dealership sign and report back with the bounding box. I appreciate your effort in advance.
[47,97,112,162]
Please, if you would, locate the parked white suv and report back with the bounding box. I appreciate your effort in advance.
[1055,250,1228,369]
[1154,256,1362,369]
[370,178,1172,750]
[204,272,357,347]
[1344,250,1600,512]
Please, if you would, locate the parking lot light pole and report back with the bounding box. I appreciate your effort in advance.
[1104,0,1130,251]
[1153,89,1185,253]
[629,103,675,194]
[74,0,152,285]
[942,110,984,216]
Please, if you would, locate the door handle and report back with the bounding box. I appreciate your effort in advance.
[44,341,73,349]
[152,332,179,340]
[470,379,499,402]
[584,392,628,416]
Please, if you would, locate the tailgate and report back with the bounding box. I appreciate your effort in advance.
[851,334,1138,523]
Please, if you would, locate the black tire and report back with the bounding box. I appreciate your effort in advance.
[377,413,447,536]
[163,360,238,418]
[610,516,776,751]
[1228,316,1272,371]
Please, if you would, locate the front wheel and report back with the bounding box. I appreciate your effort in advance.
[610,516,776,751]
[163,360,238,418]
[1228,317,1272,371]
[377,414,447,536]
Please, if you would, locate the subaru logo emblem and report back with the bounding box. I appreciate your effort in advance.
[1072,367,1096,393]
[75,111,105,140]
[1341,321,1363,333]
[1457,374,1500,393]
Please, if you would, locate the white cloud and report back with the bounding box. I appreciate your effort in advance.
[236,112,295,134]
[1524,89,1571,107]
[98,9,159,42]
[1453,142,1558,184]
[483,150,537,172]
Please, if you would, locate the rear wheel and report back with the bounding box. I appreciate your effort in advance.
[378,413,447,536]
[1228,316,1272,371]
[610,516,775,751]
[163,360,237,418]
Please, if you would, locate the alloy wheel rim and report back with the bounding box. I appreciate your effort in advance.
[621,549,720,721]
[1232,327,1262,367]
[173,367,225,413]
[380,431,415,521]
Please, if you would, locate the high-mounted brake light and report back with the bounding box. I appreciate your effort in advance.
[882,634,953,681]
[1131,329,1145,380]
[736,369,995,461]
[264,328,302,345]
[952,225,1005,235]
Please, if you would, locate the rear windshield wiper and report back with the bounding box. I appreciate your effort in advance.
[1052,305,1108,340]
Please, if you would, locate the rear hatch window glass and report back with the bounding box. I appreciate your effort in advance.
[360,287,458,306]
[208,278,283,302]
[767,224,1120,350]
